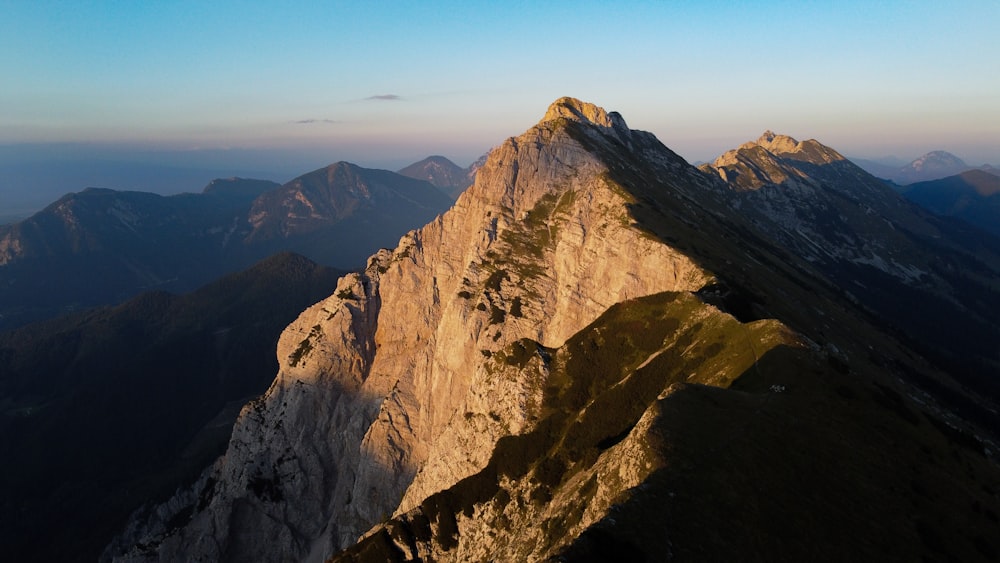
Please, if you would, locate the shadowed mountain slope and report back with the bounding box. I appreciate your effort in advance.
[0,165,452,330]
[901,169,1000,237]
[0,252,343,563]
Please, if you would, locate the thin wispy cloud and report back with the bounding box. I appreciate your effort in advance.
[366,94,402,101]
[291,119,339,125]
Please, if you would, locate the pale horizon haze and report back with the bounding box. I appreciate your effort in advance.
[2,0,998,215]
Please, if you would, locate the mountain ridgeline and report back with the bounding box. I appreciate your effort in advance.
[0,165,452,330]
[852,150,1000,185]
[106,98,1000,562]
[699,131,1000,400]
[396,155,479,200]
[899,169,1000,237]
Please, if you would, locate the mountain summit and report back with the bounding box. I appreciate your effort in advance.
[397,156,475,199]
[541,96,628,131]
[108,99,1000,563]
[704,130,848,190]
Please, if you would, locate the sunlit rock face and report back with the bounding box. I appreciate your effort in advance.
[107,97,711,562]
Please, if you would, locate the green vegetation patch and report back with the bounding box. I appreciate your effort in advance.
[478,190,578,292]
[288,324,322,367]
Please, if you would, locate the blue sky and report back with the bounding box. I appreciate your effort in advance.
[2,0,999,170]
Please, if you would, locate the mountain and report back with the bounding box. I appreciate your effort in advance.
[900,169,1000,237]
[701,131,1000,393]
[0,179,276,328]
[0,166,452,330]
[0,252,343,563]
[397,156,472,199]
[898,150,970,183]
[246,161,453,267]
[107,99,1000,562]
[852,149,999,185]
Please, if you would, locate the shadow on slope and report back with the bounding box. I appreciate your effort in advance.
[0,252,343,563]
[557,344,1000,562]
[901,170,1000,237]
[333,290,1000,562]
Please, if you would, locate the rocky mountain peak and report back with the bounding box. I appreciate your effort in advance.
[754,130,800,154]
[106,98,712,561]
[541,96,629,134]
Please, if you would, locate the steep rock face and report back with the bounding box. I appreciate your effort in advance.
[338,301,1000,562]
[108,98,711,562]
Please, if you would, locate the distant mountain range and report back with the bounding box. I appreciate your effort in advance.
[852,150,1000,184]
[0,162,452,329]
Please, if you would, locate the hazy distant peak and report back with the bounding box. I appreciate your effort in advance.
[398,155,461,172]
[326,160,359,171]
[541,96,628,132]
[397,155,469,198]
[909,150,967,171]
